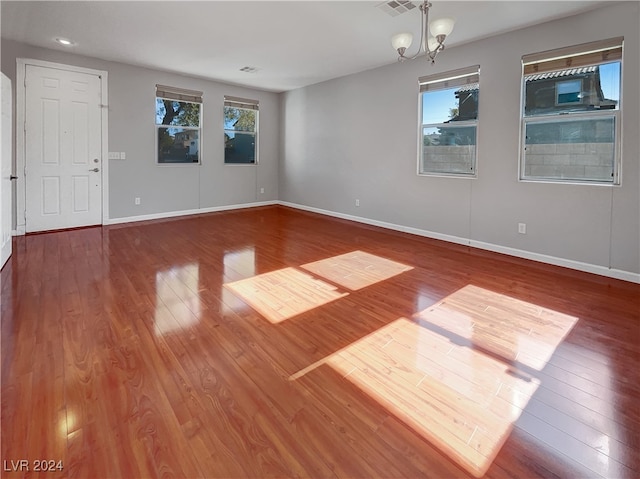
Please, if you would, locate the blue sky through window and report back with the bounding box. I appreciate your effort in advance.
[422,62,621,125]
[599,62,620,101]
[422,87,460,125]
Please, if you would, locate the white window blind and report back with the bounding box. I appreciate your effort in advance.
[419,65,480,92]
[224,95,259,111]
[156,84,203,103]
[522,37,623,75]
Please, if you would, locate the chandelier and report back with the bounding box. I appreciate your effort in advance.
[391,1,455,64]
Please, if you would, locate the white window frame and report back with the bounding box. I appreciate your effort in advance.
[155,85,203,167]
[520,38,623,185]
[224,96,259,166]
[418,65,480,178]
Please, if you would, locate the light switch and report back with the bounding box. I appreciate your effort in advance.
[120,152,126,160]
[108,152,120,160]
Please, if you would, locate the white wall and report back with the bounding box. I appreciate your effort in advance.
[1,39,280,222]
[280,2,640,278]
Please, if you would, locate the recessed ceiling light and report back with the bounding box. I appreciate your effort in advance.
[55,37,74,46]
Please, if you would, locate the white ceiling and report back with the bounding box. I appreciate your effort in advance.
[1,1,606,92]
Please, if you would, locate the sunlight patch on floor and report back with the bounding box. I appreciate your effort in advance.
[323,285,578,477]
[416,284,579,371]
[224,267,348,323]
[301,250,413,291]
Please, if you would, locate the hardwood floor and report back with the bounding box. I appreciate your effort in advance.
[1,205,639,478]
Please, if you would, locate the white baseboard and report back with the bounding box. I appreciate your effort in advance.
[106,200,278,225]
[278,201,471,246]
[469,240,640,284]
[279,201,640,284]
[19,198,639,283]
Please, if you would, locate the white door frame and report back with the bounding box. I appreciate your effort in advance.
[16,58,109,235]
[1,73,12,269]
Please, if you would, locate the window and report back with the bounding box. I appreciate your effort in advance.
[521,37,622,184]
[155,85,202,165]
[224,96,258,164]
[419,65,479,177]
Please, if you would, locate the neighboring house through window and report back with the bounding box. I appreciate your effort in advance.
[521,37,622,184]
[155,84,202,165]
[419,65,480,177]
[556,78,582,105]
[224,96,258,164]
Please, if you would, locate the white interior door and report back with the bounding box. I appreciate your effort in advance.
[25,64,102,233]
[1,73,12,268]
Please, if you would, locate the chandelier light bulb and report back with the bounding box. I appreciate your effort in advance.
[429,17,455,38]
[391,33,413,51]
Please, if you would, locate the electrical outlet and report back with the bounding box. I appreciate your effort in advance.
[260,187,264,194]
[355,199,360,207]
[518,223,526,234]
[135,197,141,205]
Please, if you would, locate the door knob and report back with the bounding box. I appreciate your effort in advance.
[89,167,100,172]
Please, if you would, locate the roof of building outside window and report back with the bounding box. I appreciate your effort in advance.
[455,83,479,93]
[524,65,597,82]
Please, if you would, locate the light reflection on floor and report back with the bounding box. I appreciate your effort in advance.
[221,248,257,314]
[154,263,201,335]
[513,342,618,477]
[223,247,256,281]
[301,250,413,291]
[322,285,578,477]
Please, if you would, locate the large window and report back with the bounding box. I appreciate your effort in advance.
[419,65,479,177]
[155,85,202,165]
[521,37,622,184]
[224,96,258,164]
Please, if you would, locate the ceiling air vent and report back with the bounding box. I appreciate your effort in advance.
[377,0,417,17]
